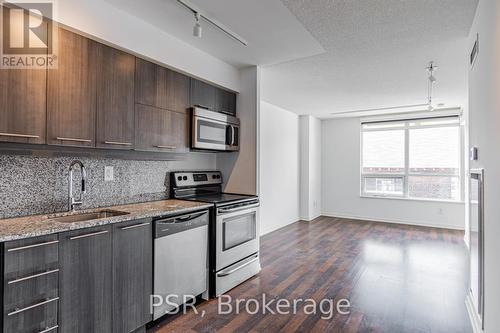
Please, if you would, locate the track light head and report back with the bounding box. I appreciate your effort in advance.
[193,12,202,38]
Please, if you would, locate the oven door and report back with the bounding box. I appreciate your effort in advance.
[216,202,259,271]
[193,116,239,151]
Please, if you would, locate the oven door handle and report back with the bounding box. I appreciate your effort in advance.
[217,255,259,277]
[218,203,259,215]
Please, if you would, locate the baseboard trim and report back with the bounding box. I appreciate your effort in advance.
[465,292,483,333]
[260,217,300,236]
[299,213,322,222]
[321,212,465,230]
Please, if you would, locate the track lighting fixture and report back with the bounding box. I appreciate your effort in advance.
[193,12,202,38]
[426,61,438,110]
[177,0,248,46]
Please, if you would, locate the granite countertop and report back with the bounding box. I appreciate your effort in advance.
[0,199,213,242]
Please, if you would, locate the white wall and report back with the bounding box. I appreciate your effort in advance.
[259,101,300,235]
[299,116,322,221]
[218,67,259,196]
[51,0,240,91]
[322,117,465,229]
[467,0,500,331]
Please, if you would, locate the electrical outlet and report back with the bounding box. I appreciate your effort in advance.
[104,166,114,182]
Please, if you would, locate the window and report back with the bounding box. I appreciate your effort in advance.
[361,116,462,201]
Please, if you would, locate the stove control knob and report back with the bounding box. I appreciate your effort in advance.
[212,175,217,179]
[217,175,221,179]
[183,176,188,181]
[177,176,182,181]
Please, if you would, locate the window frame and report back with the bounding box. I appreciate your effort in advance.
[360,116,464,203]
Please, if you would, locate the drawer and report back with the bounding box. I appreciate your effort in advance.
[3,296,58,333]
[4,268,59,310]
[4,235,59,280]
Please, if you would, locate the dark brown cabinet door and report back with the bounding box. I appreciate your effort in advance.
[0,6,47,145]
[135,58,190,113]
[0,68,47,144]
[96,44,135,150]
[216,88,237,116]
[112,219,152,333]
[135,104,189,153]
[59,226,112,333]
[190,78,216,111]
[47,27,97,147]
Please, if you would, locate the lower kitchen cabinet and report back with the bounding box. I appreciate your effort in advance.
[112,219,153,333]
[2,235,60,333]
[59,226,113,333]
[1,219,154,332]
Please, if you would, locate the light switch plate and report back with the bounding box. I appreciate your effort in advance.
[104,166,114,182]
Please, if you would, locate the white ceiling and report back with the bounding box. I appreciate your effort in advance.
[261,0,479,118]
[102,0,324,68]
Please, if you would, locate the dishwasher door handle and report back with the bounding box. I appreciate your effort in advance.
[157,211,207,224]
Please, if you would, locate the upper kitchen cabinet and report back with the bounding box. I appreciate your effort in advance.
[191,78,237,115]
[135,58,190,114]
[216,88,237,116]
[135,104,189,153]
[47,27,97,147]
[0,6,47,145]
[190,78,217,111]
[0,67,47,144]
[96,44,135,150]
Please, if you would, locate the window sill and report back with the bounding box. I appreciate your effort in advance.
[360,195,464,204]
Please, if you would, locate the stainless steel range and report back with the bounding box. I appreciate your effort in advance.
[170,171,260,298]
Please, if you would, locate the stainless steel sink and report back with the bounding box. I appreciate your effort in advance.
[51,210,130,223]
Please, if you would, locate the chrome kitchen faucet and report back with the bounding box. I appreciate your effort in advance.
[68,160,87,211]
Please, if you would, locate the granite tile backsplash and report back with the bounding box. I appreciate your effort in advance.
[0,153,215,219]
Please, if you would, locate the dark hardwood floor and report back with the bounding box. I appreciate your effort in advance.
[150,217,471,333]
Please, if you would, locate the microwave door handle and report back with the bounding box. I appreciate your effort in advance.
[227,125,233,146]
[231,125,236,146]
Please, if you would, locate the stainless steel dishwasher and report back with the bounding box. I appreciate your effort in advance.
[153,210,209,320]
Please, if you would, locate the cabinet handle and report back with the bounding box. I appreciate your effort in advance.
[69,230,109,240]
[39,325,59,333]
[7,297,59,316]
[121,222,151,230]
[7,240,59,252]
[155,145,177,150]
[104,141,132,146]
[0,132,40,139]
[56,137,92,143]
[8,269,59,285]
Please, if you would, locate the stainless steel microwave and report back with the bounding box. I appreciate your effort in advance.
[192,107,240,151]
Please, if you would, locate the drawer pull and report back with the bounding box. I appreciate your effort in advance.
[8,269,59,285]
[8,297,59,316]
[7,240,59,252]
[69,230,109,240]
[39,325,59,333]
[104,141,132,146]
[121,222,151,230]
[0,132,40,139]
[56,137,92,143]
[155,145,177,150]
